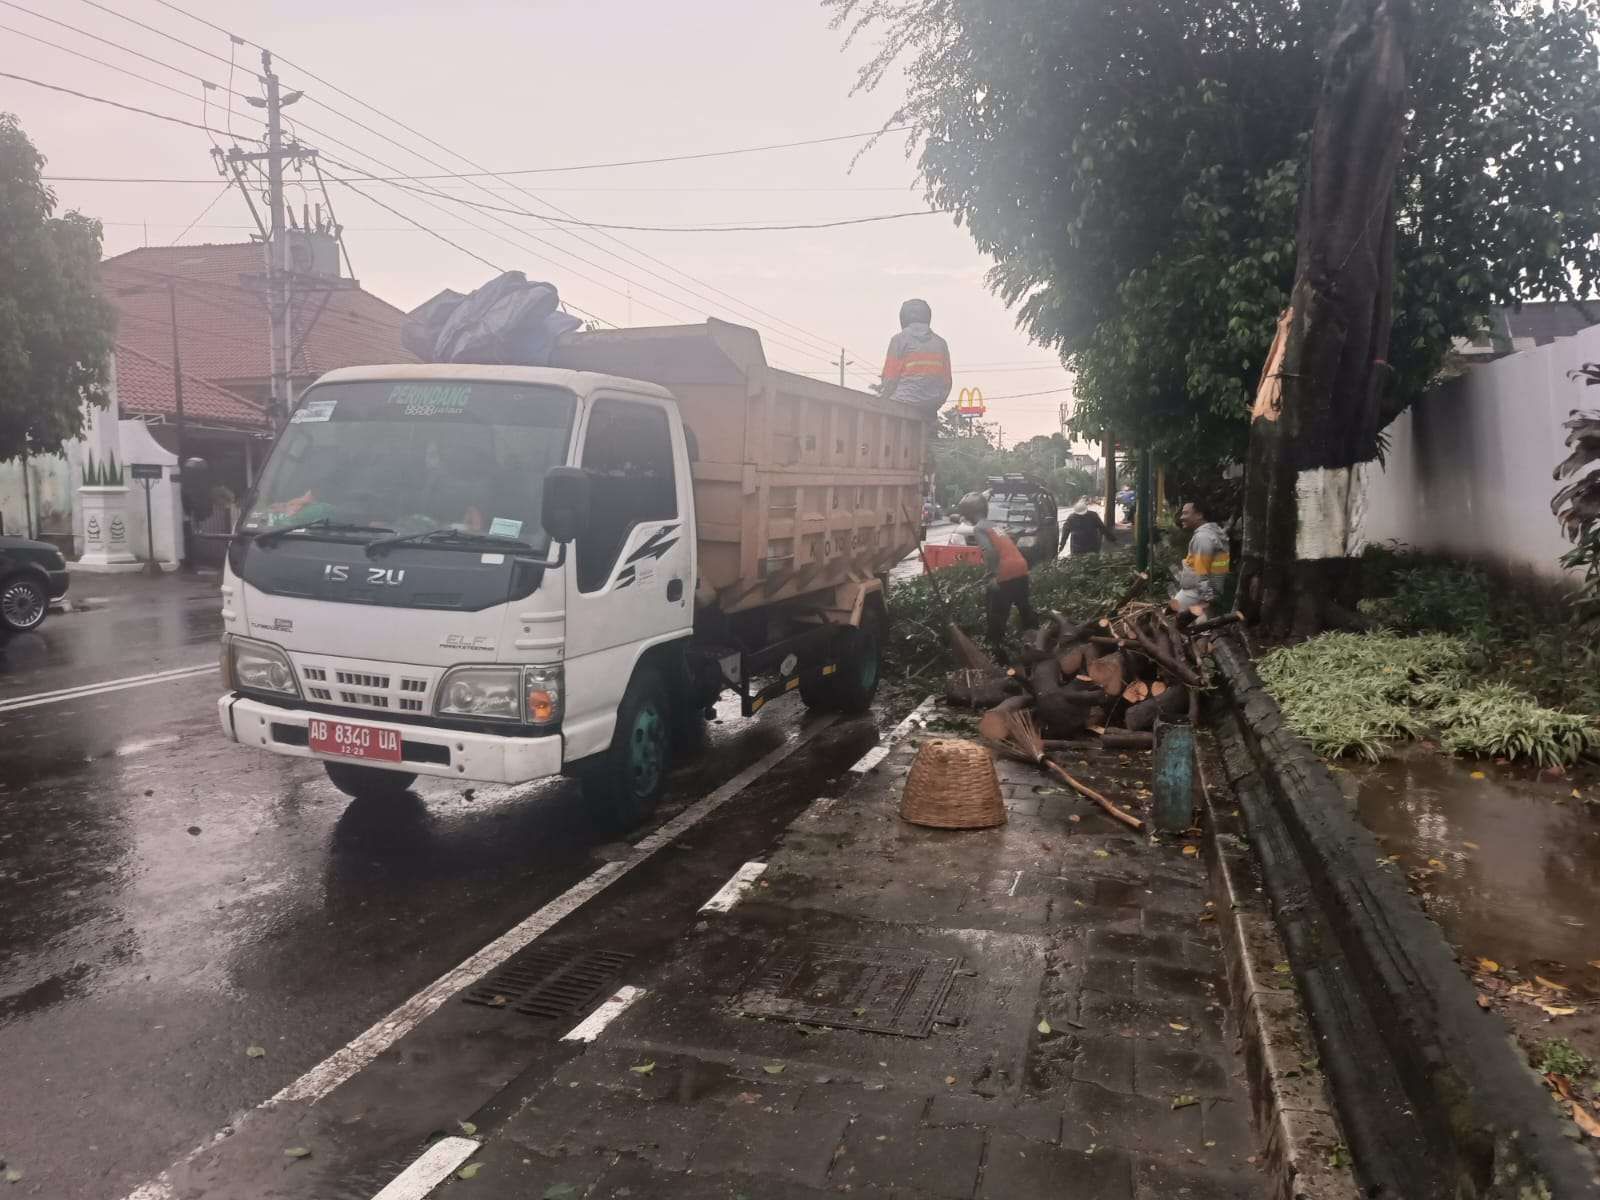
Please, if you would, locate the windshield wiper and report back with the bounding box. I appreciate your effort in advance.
[250,517,395,547]
[365,527,535,557]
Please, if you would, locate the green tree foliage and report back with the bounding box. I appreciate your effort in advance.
[1556,367,1600,621]
[928,417,1096,507]
[0,114,116,463]
[828,0,1600,472]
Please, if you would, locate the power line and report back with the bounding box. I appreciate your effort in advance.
[0,70,258,140]
[168,182,231,243]
[131,0,888,373]
[68,0,250,74]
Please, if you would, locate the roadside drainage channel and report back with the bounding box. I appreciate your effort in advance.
[1196,723,1358,1200]
[1211,636,1600,1198]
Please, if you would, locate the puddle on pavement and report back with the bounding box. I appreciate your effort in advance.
[1346,747,1600,995]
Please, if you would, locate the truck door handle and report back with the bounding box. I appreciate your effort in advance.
[667,578,683,602]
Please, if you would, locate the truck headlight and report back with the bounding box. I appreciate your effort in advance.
[227,636,300,696]
[436,665,522,721]
[525,664,563,727]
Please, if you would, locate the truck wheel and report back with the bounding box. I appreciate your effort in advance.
[324,761,417,800]
[0,574,48,633]
[803,607,886,715]
[580,668,671,827]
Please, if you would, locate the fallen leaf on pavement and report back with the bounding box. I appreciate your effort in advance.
[1093,849,1110,859]
[1037,1019,1052,1035]
[542,1186,579,1200]
[1273,963,1292,975]
[763,1063,785,1075]
[1470,771,1485,780]
[1535,976,1569,992]
[1588,960,1600,970]
[457,1162,482,1180]
[1477,957,1500,974]
[284,1148,311,1160]
[1171,1094,1199,1109]
[1068,815,1082,824]
[1427,859,1445,870]
[4,1170,22,1184]
[1181,845,1198,856]
[945,1075,957,1085]
[1547,1073,1577,1102]
[1539,1003,1579,1017]
[1476,994,1492,1010]
[1169,1022,1190,1032]
[735,1092,760,1104]
[1463,841,1480,850]
[245,1045,266,1059]
[1573,1102,1600,1139]
[488,995,509,1007]
[629,1061,656,1076]
[458,1121,477,1136]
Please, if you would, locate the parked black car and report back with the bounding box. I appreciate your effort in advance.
[0,535,69,633]
[985,474,1060,564]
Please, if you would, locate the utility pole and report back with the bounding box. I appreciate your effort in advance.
[264,51,291,432]
[837,349,849,388]
[165,282,189,475]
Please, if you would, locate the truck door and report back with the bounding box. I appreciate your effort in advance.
[561,395,693,762]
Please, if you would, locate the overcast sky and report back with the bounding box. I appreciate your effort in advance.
[3,0,1076,443]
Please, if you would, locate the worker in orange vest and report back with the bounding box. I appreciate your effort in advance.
[957,492,1037,661]
[880,299,952,417]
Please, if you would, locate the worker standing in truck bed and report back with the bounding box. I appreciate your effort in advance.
[880,298,952,417]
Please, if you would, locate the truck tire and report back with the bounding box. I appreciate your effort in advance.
[324,761,417,801]
[579,667,671,827]
[802,606,886,715]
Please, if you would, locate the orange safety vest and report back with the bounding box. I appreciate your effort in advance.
[982,525,1030,582]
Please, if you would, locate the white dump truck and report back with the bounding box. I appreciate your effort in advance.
[217,320,928,821]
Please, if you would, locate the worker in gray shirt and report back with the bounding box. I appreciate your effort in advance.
[1171,499,1231,614]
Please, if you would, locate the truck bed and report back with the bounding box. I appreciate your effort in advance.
[553,320,928,615]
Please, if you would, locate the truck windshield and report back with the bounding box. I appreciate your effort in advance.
[241,380,576,547]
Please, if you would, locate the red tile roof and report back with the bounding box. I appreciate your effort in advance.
[100,243,415,387]
[114,342,270,431]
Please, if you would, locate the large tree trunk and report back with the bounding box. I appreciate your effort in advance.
[1239,0,1412,637]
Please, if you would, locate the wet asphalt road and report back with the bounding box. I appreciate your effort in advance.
[0,573,883,1199]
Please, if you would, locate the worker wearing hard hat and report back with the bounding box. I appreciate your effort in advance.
[880,299,952,417]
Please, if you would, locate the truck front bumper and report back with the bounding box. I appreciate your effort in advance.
[218,694,565,785]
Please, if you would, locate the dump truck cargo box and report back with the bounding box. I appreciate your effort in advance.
[554,320,928,615]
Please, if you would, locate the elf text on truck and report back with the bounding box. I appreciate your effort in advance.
[217,322,928,823]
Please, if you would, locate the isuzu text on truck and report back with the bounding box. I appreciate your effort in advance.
[218,321,928,822]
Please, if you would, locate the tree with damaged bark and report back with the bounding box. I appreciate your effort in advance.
[1238,0,1411,633]
[827,0,1600,597]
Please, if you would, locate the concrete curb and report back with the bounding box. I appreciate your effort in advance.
[1212,637,1600,1199]
[1197,728,1358,1200]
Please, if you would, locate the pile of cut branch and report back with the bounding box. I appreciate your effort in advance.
[946,571,1230,766]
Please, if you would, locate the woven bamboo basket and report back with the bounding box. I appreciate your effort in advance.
[899,739,1005,829]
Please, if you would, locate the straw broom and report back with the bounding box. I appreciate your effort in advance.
[985,709,1144,832]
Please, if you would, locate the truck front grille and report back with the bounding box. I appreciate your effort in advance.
[289,654,441,718]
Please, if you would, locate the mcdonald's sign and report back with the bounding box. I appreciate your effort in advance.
[956,387,986,416]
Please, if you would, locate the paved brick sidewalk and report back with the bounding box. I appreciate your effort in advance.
[441,721,1267,1198]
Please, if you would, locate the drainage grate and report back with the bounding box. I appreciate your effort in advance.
[734,940,960,1038]
[462,944,633,1024]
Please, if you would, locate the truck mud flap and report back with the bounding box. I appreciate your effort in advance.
[747,660,837,716]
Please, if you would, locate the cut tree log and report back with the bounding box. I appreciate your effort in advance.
[946,668,1016,709]
[1056,646,1087,678]
[1122,680,1150,704]
[1126,683,1190,732]
[1100,730,1156,751]
[1086,653,1128,698]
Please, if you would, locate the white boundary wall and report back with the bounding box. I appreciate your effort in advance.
[1358,328,1596,583]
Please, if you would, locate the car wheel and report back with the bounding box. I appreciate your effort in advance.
[0,574,48,633]
[324,761,417,801]
[579,667,671,828]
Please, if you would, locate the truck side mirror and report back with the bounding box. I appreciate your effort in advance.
[541,466,591,544]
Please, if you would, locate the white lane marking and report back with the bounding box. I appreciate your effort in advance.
[0,663,216,713]
[1008,870,1023,897]
[561,985,645,1043]
[848,695,938,774]
[699,861,768,913]
[120,712,837,1200]
[370,1136,480,1200]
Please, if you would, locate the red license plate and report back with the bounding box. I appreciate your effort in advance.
[308,717,402,763]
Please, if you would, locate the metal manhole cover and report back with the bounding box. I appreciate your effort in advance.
[463,944,633,1022]
[734,940,961,1038]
